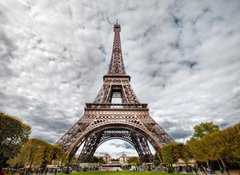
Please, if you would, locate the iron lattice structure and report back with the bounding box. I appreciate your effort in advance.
[57,23,174,163]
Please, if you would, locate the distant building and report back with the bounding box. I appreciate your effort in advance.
[173,159,196,167]
[98,153,134,165]
[102,154,112,164]
[119,154,128,165]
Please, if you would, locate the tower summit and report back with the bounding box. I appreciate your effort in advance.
[108,22,126,75]
[57,23,174,163]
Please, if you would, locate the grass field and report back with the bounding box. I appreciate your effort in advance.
[68,172,184,175]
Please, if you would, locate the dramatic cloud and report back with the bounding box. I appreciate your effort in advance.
[109,142,135,150]
[1,0,240,158]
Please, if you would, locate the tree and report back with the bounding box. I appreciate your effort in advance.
[189,122,219,166]
[188,123,240,174]
[153,159,160,167]
[98,157,106,165]
[153,153,160,167]
[191,121,219,140]
[161,144,178,166]
[51,145,67,167]
[175,143,192,166]
[128,157,140,166]
[205,124,240,170]
[90,156,100,163]
[8,138,66,169]
[221,123,240,160]
[188,138,210,165]
[0,112,31,172]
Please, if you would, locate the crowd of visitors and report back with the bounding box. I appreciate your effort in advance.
[0,166,99,175]
[0,165,230,175]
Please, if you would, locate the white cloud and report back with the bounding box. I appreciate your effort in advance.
[0,0,240,158]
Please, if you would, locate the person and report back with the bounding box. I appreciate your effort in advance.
[203,167,207,175]
[220,166,224,174]
[1,169,7,175]
[224,166,230,175]
[54,168,57,174]
[193,166,198,174]
[209,167,214,174]
[44,168,48,175]
[189,166,193,174]
[19,168,24,175]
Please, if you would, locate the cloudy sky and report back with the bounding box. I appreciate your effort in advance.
[1,0,240,158]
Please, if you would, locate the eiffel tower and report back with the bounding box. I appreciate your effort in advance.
[57,22,174,163]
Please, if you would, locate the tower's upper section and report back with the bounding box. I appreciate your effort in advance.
[107,22,126,75]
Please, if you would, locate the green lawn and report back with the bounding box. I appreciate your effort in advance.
[68,171,185,175]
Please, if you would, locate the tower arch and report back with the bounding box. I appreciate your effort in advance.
[71,123,156,163]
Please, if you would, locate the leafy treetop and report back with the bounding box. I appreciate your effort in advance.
[191,121,219,140]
